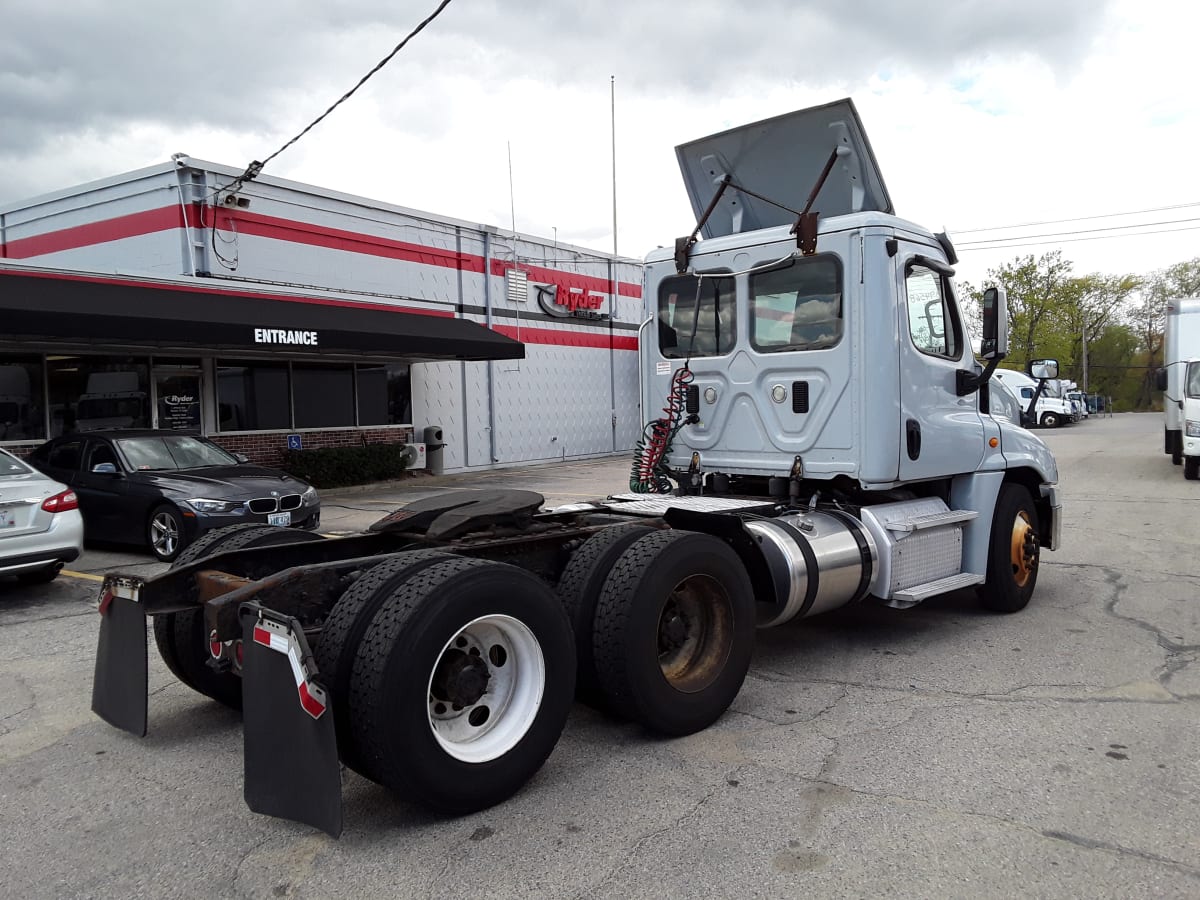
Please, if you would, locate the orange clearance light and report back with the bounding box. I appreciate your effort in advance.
[989,437,999,448]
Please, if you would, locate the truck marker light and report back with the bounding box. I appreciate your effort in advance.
[252,621,328,720]
[209,629,223,659]
[989,437,999,448]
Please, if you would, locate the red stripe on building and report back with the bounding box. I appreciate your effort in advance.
[5,204,643,298]
[4,206,191,258]
[490,324,638,351]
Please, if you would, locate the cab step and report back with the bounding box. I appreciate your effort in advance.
[892,572,983,604]
[885,509,978,534]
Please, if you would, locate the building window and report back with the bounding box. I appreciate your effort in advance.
[750,255,843,352]
[47,355,150,437]
[356,364,412,425]
[216,361,291,431]
[0,356,46,442]
[293,364,355,428]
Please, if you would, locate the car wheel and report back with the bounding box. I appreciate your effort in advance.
[148,504,185,562]
[16,564,62,585]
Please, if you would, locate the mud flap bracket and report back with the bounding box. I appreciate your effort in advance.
[240,603,342,838]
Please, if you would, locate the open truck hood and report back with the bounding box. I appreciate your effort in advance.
[675,98,893,240]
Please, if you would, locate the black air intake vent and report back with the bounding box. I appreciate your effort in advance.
[686,384,700,414]
[792,381,809,413]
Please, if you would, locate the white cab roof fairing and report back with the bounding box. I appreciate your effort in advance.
[675,98,894,241]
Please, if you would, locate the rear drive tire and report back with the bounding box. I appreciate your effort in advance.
[313,549,454,774]
[1174,445,1184,466]
[152,523,324,709]
[1185,457,1199,480]
[591,530,755,736]
[556,523,656,709]
[977,483,1040,613]
[348,556,575,813]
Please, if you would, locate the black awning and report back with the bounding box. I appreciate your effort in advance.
[0,269,524,361]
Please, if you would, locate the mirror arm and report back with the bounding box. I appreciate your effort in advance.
[955,352,1006,397]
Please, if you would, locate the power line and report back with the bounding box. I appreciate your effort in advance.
[221,0,454,194]
[959,215,1200,247]
[958,222,1200,253]
[952,199,1200,234]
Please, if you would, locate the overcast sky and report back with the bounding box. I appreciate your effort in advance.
[2,0,1198,289]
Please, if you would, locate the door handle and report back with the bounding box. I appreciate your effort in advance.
[905,418,921,460]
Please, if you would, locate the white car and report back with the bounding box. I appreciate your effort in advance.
[0,447,84,584]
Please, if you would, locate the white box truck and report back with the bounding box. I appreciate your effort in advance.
[1159,298,1200,470]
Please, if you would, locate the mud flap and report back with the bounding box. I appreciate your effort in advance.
[92,581,148,737]
[240,603,342,838]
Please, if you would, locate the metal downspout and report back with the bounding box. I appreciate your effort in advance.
[483,228,498,464]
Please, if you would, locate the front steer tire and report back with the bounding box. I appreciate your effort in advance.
[977,483,1040,613]
[152,523,324,709]
[1185,457,1199,480]
[348,556,575,813]
[591,530,755,736]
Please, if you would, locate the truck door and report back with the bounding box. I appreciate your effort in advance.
[896,254,984,481]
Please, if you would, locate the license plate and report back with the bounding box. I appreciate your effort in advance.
[0,510,13,528]
[267,511,291,526]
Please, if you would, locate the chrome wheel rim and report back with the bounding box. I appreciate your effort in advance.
[151,511,179,558]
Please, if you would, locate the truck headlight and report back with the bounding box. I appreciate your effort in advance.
[1187,420,1200,438]
[186,498,244,514]
[302,486,320,507]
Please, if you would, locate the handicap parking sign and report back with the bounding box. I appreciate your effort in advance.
[287,434,302,451]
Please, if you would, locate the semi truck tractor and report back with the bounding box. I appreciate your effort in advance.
[91,99,1061,837]
[1158,298,1200,469]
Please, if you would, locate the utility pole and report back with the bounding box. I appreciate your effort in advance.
[1081,318,1089,392]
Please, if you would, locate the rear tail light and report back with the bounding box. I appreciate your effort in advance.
[210,629,223,660]
[42,490,78,513]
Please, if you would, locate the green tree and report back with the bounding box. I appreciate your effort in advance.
[985,251,1075,371]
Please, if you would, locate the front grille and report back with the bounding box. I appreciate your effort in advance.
[248,494,303,513]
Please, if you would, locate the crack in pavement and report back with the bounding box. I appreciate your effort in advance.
[572,769,739,899]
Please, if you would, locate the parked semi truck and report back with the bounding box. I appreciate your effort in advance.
[1157,298,1200,472]
[92,99,1060,837]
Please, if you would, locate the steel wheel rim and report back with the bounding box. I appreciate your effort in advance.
[657,574,733,693]
[1009,509,1037,587]
[151,511,179,558]
[427,614,545,763]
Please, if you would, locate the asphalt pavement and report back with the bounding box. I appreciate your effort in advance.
[1,414,1199,898]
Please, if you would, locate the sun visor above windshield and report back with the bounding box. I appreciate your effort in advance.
[675,98,893,240]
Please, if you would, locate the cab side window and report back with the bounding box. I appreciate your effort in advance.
[905,265,962,360]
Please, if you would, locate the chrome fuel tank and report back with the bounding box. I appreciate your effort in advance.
[744,510,878,628]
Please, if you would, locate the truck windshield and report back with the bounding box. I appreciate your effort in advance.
[750,255,842,352]
[657,273,736,359]
[1188,362,1200,399]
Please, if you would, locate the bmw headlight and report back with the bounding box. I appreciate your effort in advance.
[186,498,244,514]
[302,485,320,507]
[1186,420,1200,438]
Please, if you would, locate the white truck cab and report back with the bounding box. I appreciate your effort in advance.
[991,369,1074,428]
[1182,357,1200,480]
[638,98,1060,614]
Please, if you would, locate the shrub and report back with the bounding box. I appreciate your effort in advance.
[280,444,408,489]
